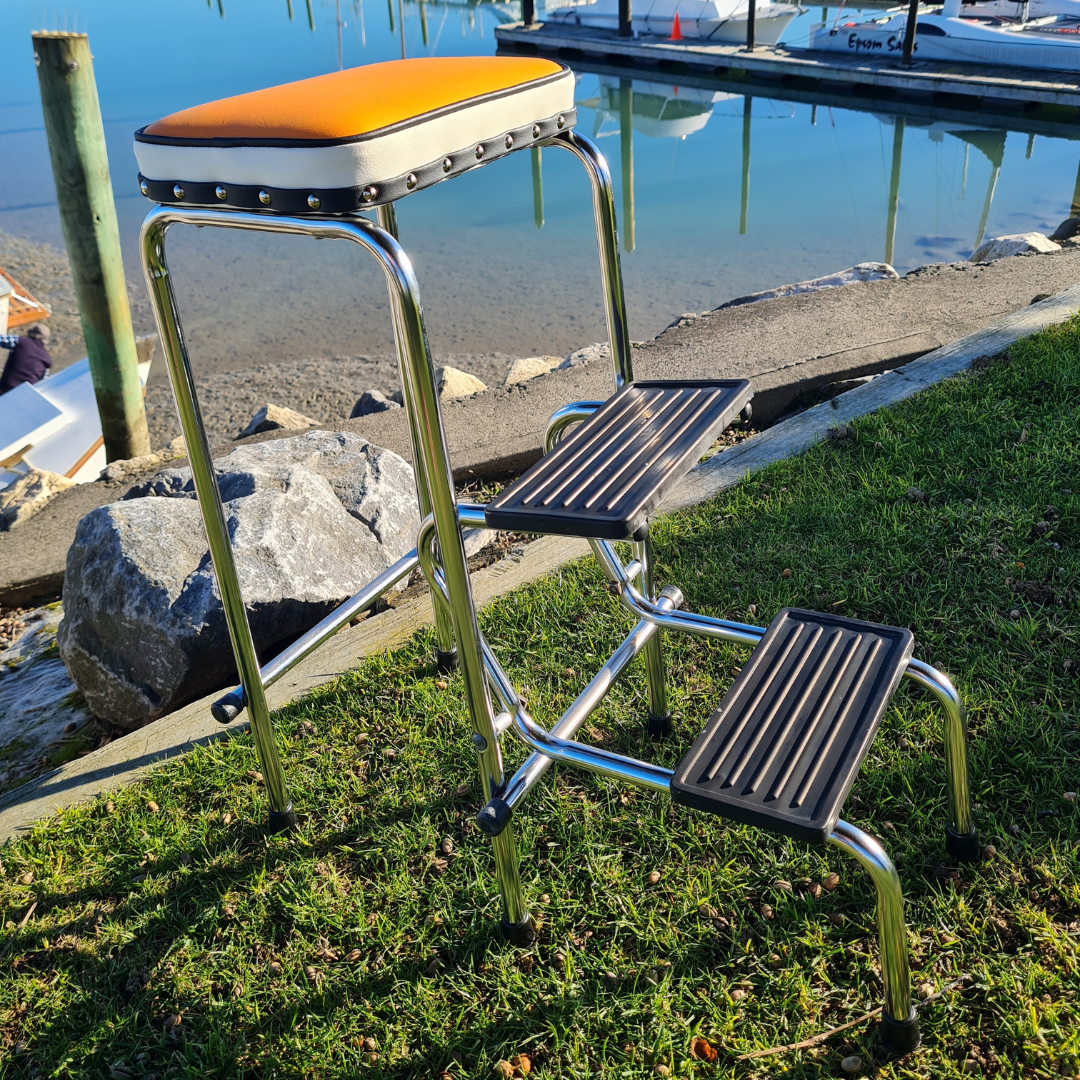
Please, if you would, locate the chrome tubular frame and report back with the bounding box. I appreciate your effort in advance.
[544,401,604,453]
[210,548,420,723]
[543,131,633,391]
[828,820,919,1053]
[142,208,294,830]
[376,201,458,671]
[634,531,671,737]
[138,116,969,1046]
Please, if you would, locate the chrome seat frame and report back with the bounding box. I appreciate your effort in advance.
[140,127,976,1057]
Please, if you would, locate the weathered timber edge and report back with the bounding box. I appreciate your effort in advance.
[2,283,1077,842]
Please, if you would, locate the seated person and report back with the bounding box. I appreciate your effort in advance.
[0,323,52,395]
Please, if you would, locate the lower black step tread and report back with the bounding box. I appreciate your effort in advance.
[671,608,914,844]
[484,379,751,539]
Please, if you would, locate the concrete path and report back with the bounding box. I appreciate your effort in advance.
[3,278,1077,843]
[2,249,1076,606]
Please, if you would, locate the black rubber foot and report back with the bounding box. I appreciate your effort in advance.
[879,1009,921,1056]
[647,712,673,741]
[268,806,298,834]
[945,823,981,864]
[476,797,512,837]
[436,648,459,674]
[211,688,244,724]
[501,916,536,948]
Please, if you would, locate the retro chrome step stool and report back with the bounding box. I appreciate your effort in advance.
[135,55,979,1056]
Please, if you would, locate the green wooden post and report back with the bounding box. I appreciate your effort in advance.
[33,31,151,462]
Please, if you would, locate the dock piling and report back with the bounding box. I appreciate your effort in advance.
[900,0,919,65]
[619,79,635,252]
[33,31,151,462]
[885,117,905,265]
[619,0,632,38]
[740,96,752,235]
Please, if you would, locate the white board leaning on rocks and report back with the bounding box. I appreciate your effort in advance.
[57,431,421,729]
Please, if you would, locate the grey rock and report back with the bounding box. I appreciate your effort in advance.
[59,431,419,728]
[350,389,402,418]
[0,468,75,531]
[718,263,900,310]
[1050,217,1080,242]
[435,365,487,400]
[237,402,317,438]
[559,342,610,370]
[503,355,561,387]
[970,233,1060,263]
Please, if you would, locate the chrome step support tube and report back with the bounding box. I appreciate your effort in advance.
[375,202,458,673]
[417,513,675,818]
[140,207,294,831]
[828,820,920,1055]
[544,401,604,454]
[904,658,977,859]
[589,538,767,647]
[545,131,633,392]
[210,548,420,723]
[635,530,671,738]
[493,588,682,825]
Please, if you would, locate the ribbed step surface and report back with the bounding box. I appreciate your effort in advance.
[671,609,914,844]
[484,379,751,539]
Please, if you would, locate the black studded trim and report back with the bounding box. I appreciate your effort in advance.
[138,110,576,214]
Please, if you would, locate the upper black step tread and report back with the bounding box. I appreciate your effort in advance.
[671,609,914,844]
[484,379,752,539]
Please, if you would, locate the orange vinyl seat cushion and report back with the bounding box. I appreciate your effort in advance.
[134,57,577,213]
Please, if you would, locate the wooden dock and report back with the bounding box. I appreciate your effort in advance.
[494,21,1080,114]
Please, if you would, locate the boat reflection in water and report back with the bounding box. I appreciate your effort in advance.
[524,63,1080,273]
[877,117,1009,262]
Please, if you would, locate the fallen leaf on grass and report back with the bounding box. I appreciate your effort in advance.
[690,1036,718,1063]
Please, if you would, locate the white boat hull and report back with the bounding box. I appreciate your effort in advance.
[546,0,801,44]
[809,11,1080,70]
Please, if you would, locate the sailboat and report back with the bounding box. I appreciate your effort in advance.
[809,0,1080,70]
[544,0,804,45]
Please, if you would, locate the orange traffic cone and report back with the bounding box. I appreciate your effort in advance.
[670,12,684,39]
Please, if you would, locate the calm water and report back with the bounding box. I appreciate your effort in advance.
[2,0,1079,373]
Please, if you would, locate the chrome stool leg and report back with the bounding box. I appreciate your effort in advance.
[634,531,672,739]
[375,201,458,673]
[905,660,979,862]
[362,216,532,942]
[547,130,634,390]
[141,215,295,832]
[829,821,920,1056]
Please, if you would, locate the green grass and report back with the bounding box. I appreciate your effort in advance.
[1,318,1079,1080]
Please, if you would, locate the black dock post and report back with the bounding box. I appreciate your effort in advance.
[901,0,918,64]
[523,0,536,26]
[619,0,632,36]
[745,0,756,50]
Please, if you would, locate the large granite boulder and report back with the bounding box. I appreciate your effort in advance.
[58,431,420,728]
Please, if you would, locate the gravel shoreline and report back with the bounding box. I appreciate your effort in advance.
[2,229,542,446]
[143,352,524,446]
